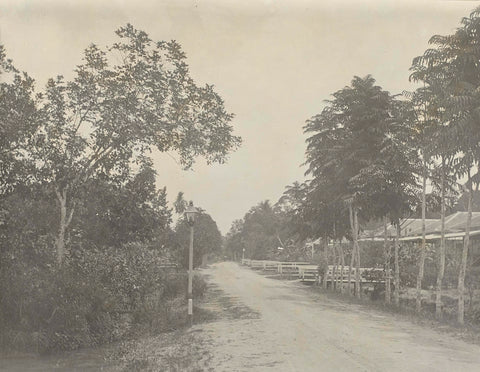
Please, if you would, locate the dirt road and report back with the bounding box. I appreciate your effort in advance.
[196,262,480,372]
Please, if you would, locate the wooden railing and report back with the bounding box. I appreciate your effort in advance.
[241,259,389,284]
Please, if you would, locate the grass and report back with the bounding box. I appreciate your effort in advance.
[106,277,259,371]
[107,329,213,372]
[305,284,480,346]
[0,270,258,371]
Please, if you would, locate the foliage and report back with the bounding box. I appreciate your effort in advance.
[2,23,240,264]
[0,146,213,353]
[275,181,311,240]
[305,75,418,224]
[411,5,480,323]
[239,201,285,260]
[72,159,172,248]
[224,219,245,260]
[174,210,223,268]
[0,23,238,353]
[0,46,39,197]
[302,75,420,299]
[0,241,205,353]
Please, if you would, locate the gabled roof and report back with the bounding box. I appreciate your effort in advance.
[360,212,480,242]
[399,229,480,242]
[399,218,440,236]
[311,212,480,243]
[429,212,480,233]
[361,218,439,240]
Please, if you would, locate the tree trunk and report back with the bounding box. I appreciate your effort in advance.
[394,223,401,306]
[332,241,338,291]
[338,241,345,293]
[436,160,446,319]
[348,203,355,295]
[458,175,474,325]
[384,216,391,304]
[56,197,67,265]
[348,244,354,295]
[354,208,361,298]
[323,236,329,290]
[416,160,427,313]
[54,187,74,265]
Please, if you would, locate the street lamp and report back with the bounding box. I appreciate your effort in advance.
[184,201,198,326]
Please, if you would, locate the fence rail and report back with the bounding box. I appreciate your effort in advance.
[241,259,389,285]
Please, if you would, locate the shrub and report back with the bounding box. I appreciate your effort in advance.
[0,242,203,353]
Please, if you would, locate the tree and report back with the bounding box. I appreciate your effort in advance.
[403,86,436,313]
[225,200,288,261]
[304,75,414,298]
[352,97,419,305]
[411,7,480,324]
[73,158,172,248]
[409,63,460,318]
[453,190,480,212]
[275,181,316,258]
[242,201,285,260]
[0,45,38,197]
[225,219,245,261]
[174,210,223,268]
[298,180,351,290]
[25,24,240,264]
[174,192,188,215]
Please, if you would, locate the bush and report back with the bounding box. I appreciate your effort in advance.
[0,242,204,353]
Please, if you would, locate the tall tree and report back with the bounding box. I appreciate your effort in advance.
[409,69,458,318]
[304,75,414,297]
[25,24,240,264]
[403,86,435,314]
[352,97,419,304]
[411,7,480,324]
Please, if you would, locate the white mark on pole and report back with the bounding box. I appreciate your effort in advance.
[188,298,193,315]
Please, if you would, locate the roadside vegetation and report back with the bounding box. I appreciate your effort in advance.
[225,7,480,328]
[0,25,239,353]
[110,280,260,371]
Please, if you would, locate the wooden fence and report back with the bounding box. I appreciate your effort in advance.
[241,259,389,285]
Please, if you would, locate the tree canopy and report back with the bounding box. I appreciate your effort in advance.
[1,24,241,264]
[174,209,223,268]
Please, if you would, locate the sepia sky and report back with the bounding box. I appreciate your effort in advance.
[0,0,478,233]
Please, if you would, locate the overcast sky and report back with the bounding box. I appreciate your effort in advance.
[0,0,478,233]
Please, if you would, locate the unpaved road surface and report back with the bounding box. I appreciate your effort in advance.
[196,262,480,372]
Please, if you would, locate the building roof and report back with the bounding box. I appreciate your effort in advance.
[399,229,480,242]
[428,212,480,233]
[360,212,480,242]
[361,218,439,240]
[311,212,480,243]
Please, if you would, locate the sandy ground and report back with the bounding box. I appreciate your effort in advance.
[195,261,480,372]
